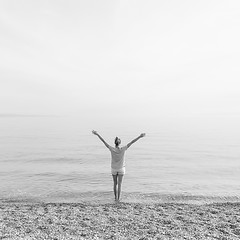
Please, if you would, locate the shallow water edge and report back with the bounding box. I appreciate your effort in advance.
[1,192,240,205]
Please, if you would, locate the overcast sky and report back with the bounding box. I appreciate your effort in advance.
[1,0,240,130]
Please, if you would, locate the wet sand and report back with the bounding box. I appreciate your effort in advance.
[1,202,240,239]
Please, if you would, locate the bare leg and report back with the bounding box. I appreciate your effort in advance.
[117,174,124,201]
[112,174,118,201]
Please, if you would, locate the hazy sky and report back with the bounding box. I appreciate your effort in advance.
[1,0,240,130]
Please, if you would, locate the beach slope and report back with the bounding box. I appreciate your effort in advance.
[1,202,240,239]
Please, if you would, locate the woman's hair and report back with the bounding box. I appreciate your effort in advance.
[115,137,121,146]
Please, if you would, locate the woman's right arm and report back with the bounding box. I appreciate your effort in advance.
[127,133,146,149]
[92,130,110,148]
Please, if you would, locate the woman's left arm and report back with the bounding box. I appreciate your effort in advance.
[92,130,110,148]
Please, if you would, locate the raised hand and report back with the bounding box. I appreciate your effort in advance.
[140,133,146,138]
[92,130,98,135]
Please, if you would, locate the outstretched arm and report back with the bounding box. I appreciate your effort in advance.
[92,130,110,148]
[127,133,146,149]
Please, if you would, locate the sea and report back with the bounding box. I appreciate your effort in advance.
[1,116,240,204]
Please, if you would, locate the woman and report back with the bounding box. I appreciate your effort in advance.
[92,130,146,201]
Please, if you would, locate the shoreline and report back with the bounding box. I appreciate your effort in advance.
[0,191,240,205]
[1,192,240,205]
[1,201,240,239]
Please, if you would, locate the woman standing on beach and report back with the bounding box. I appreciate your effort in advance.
[92,130,146,201]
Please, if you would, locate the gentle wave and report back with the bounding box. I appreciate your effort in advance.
[26,157,84,164]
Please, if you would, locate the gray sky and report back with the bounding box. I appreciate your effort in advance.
[1,0,240,130]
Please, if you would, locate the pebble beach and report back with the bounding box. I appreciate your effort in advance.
[1,201,240,240]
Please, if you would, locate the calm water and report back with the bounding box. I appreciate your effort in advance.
[1,117,240,204]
